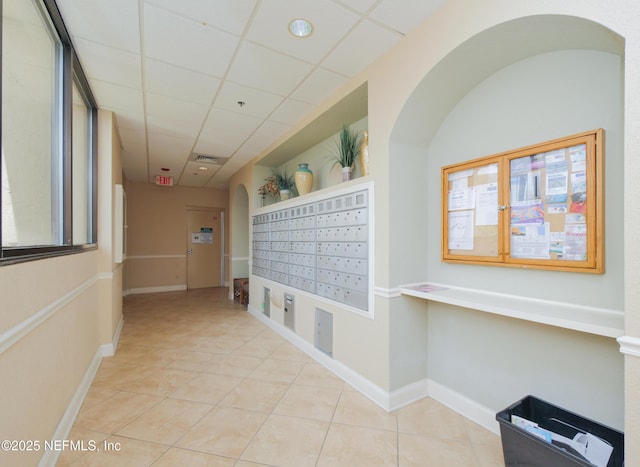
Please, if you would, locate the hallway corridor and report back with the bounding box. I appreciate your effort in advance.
[57,288,503,466]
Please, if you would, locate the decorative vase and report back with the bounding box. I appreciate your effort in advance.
[360,131,369,176]
[295,163,313,195]
[341,166,351,182]
[279,189,290,201]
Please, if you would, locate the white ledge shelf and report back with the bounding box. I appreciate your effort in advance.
[400,282,623,339]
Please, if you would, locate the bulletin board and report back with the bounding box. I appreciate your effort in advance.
[442,129,604,273]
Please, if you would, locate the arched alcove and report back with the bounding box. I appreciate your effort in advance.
[387,14,625,429]
[231,183,250,281]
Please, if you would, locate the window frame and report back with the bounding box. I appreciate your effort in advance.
[0,0,98,265]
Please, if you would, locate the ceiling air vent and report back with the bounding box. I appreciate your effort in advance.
[192,154,227,165]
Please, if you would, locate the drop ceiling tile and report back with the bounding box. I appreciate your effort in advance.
[227,42,314,96]
[56,0,140,53]
[370,0,446,35]
[322,19,401,77]
[121,146,148,170]
[146,93,209,128]
[89,80,144,115]
[269,99,315,126]
[290,67,349,105]
[195,108,263,156]
[145,59,221,104]
[334,0,378,14]
[74,39,142,89]
[118,128,146,150]
[145,0,257,36]
[114,112,146,131]
[124,167,149,182]
[214,81,284,119]
[247,0,360,64]
[237,119,291,157]
[144,4,239,78]
[147,132,194,163]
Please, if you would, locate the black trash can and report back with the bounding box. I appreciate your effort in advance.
[496,395,624,467]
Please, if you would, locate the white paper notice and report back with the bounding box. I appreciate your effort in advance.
[448,186,476,211]
[510,223,551,259]
[475,183,498,225]
[448,211,474,250]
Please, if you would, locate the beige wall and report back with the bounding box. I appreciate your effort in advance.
[230,1,640,463]
[0,110,123,466]
[124,181,228,293]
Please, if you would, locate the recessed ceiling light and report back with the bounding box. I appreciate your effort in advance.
[288,18,313,38]
[198,166,208,171]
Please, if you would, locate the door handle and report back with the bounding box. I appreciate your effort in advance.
[187,248,193,255]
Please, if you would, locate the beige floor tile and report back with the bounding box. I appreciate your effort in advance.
[241,414,329,467]
[233,339,282,358]
[204,354,264,377]
[294,362,345,390]
[73,391,162,433]
[78,387,117,409]
[248,358,306,384]
[333,389,398,431]
[149,447,235,467]
[220,378,289,412]
[169,373,242,404]
[116,398,212,445]
[463,419,505,467]
[90,361,157,390]
[65,435,167,466]
[399,432,478,467]
[269,342,311,362]
[274,384,341,421]
[119,368,198,397]
[317,423,398,467]
[397,397,468,442]
[176,406,268,458]
[55,427,110,466]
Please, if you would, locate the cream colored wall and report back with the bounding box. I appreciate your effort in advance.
[0,110,123,466]
[124,181,228,292]
[230,1,640,462]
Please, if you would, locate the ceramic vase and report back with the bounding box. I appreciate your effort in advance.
[295,163,313,195]
[279,189,290,201]
[341,166,351,182]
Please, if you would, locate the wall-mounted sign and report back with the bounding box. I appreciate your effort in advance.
[155,175,173,186]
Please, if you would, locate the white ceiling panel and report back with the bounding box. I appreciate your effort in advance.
[247,0,360,64]
[334,0,378,15]
[124,167,149,182]
[322,19,401,77]
[269,99,315,126]
[290,67,349,105]
[196,108,263,156]
[370,0,446,35]
[144,59,221,104]
[227,42,314,96]
[62,1,441,187]
[214,82,284,118]
[73,39,142,89]
[56,0,140,53]
[144,4,239,78]
[89,81,144,115]
[145,0,257,36]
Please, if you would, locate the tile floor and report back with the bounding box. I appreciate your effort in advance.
[57,288,505,466]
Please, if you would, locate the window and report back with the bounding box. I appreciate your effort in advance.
[442,129,604,273]
[1,0,97,263]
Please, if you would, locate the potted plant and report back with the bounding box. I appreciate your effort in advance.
[333,124,362,181]
[272,166,297,200]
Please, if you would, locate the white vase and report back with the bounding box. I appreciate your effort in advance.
[280,189,290,201]
[341,166,351,182]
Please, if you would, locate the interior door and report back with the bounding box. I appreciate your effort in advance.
[187,208,223,289]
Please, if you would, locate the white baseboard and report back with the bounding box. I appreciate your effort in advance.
[426,379,500,435]
[129,285,187,295]
[39,321,123,467]
[246,304,499,434]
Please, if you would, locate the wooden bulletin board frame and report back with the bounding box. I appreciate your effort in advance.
[442,129,604,273]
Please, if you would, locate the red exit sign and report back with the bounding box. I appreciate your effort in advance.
[155,175,173,186]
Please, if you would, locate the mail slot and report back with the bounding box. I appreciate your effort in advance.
[284,293,295,330]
